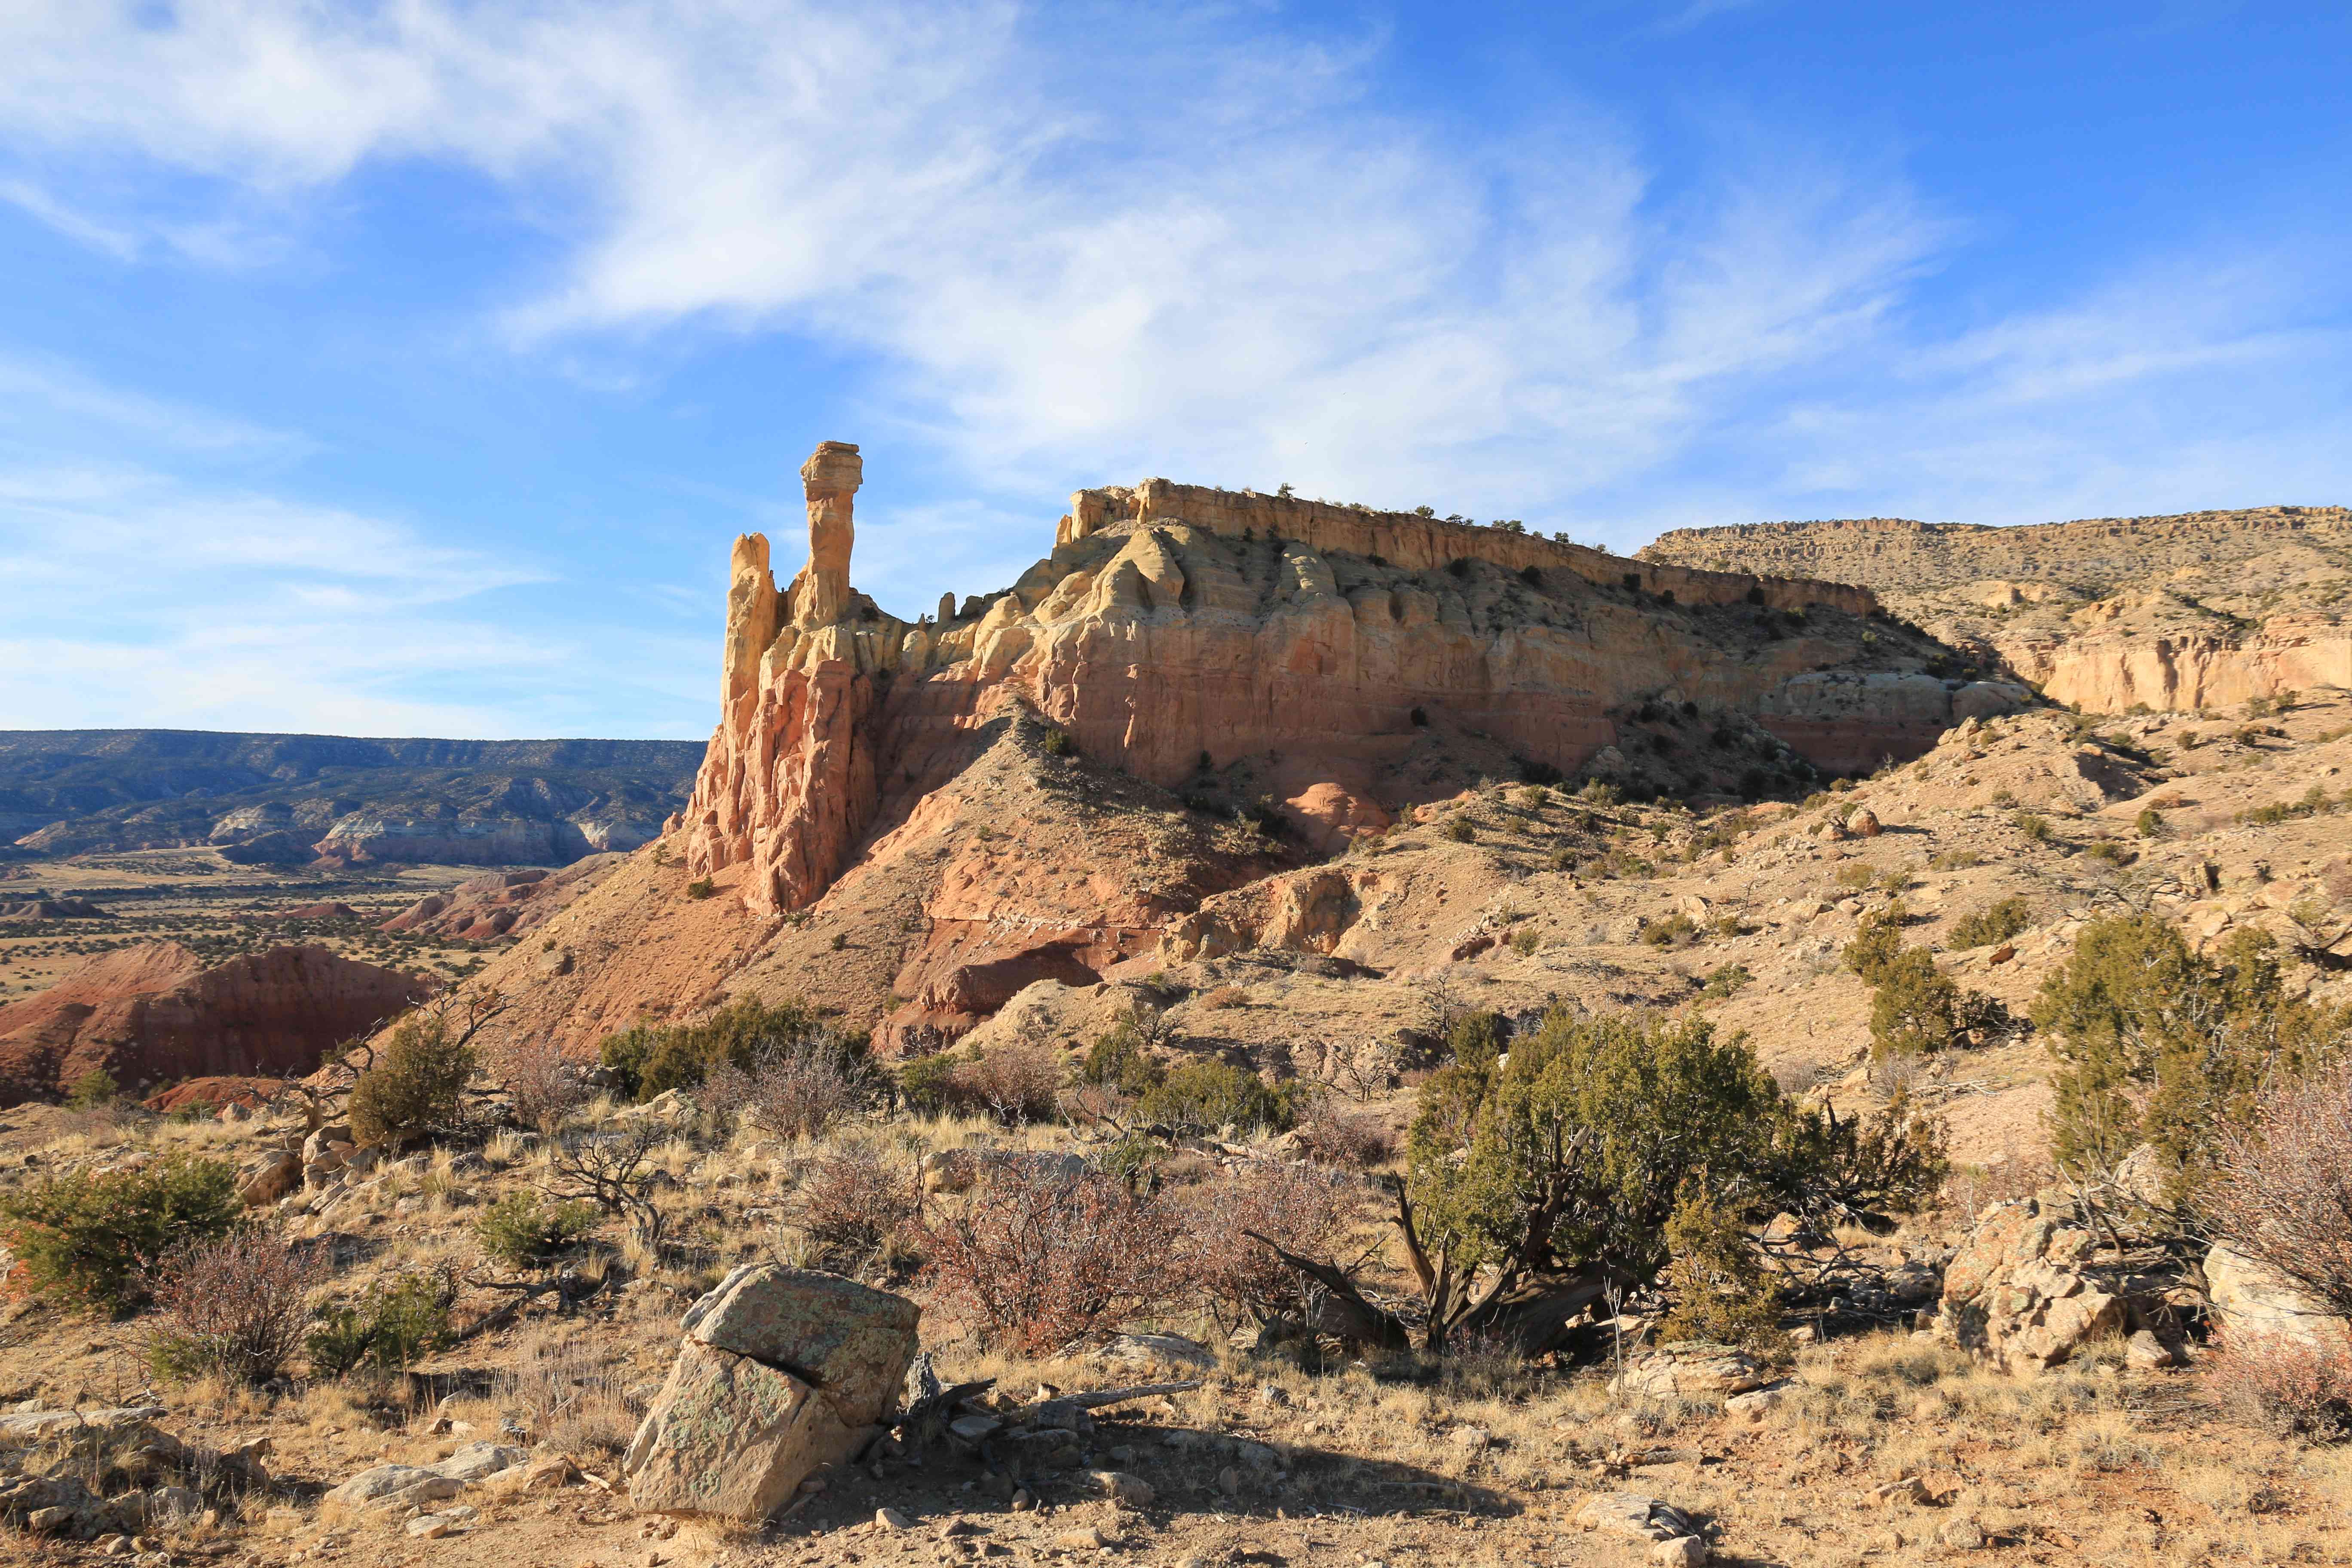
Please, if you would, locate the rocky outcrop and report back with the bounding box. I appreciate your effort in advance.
[683,443,2021,919]
[379,857,623,942]
[625,1264,919,1520]
[1641,507,2352,714]
[0,942,429,1106]
[1932,1198,2186,1374]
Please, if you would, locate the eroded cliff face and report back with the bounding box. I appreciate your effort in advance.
[1640,508,2352,714]
[680,446,2025,922]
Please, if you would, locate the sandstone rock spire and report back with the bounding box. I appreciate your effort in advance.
[793,441,861,628]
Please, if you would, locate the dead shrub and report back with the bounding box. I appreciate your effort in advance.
[1942,1152,2057,1222]
[1181,1163,1369,1327]
[145,1227,318,1386]
[1199,986,1250,1011]
[920,1165,1182,1354]
[1294,1106,1395,1169]
[953,1041,1063,1126]
[498,1034,589,1134]
[790,1139,923,1268]
[2206,1331,2352,1438]
[703,1041,875,1141]
[505,1332,638,1456]
[2210,1057,2352,1319]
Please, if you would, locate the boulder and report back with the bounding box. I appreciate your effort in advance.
[1576,1491,1702,1543]
[1089,1332,1218,1376]
[626,1266,919,1519]
[920,1147,1086,1196]
[2206,1243,2351,1352]
[1608,1346,1769,1400]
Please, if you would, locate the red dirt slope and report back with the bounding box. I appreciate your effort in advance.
[0,942,429,1106]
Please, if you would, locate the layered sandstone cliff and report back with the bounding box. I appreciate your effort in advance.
[1641,507,2352,714]
[680,444,2027,920]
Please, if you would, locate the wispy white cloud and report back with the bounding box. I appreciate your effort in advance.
[0,1,1953,520]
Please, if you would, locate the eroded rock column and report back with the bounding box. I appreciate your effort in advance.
[793,441,861,628]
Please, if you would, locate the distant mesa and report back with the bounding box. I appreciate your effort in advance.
[0,731,703,867]
[0,940,430,1109]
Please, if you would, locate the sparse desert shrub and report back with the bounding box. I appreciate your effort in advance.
[1293,1104,1395,1169]
[350,1009,478,1146]
[2136,807,2167,838]
[144,1226,317,1384]
[64,1068,119,1109]
[897,1051,960,1115]
[1833,862,1876,891]
[2209,1057,2352,1320]
[1642,912,1697,947]
[597,994,832,1101]
[790,1138,924,1269]
[1183,1164,1369,1326]
[955,1041,1065,1125]
[685,878,716,900]
[1843,906,1908,984]
[2082,839,2131,866]
[1578,779,1620,806]
[1866,948,1966,1057]
[0,1154,242,1314]
[701,1029,880,1140]
[2035,917,2350,1198]
[474,1191,602,1270]
[2011,810,2052,844]
[1078,1024,1162,1095]
[1198,986,1250,1010]
[1040,727,1076,757]
[498,1034,589,1134]
[1950,897,2033,949]
[921,1165,1182,1353]
[2205,1332,2352,1438]
[1699,963,1752,1000]
[1135,1060,1300,1136]
[1442,816,1477,843]
[306,1271,454,1379]
[1508,927,1540,956]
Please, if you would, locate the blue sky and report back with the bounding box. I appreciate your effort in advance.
[0,1,2346,739]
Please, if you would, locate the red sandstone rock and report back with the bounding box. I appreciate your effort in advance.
[681,446,2020,923]
[0,942,429,1107]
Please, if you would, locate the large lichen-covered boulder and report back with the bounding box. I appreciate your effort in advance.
[625,1266,920,1519]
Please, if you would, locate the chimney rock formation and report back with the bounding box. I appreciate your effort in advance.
[681,445,2025,917]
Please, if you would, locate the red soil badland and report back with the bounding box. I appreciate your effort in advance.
[0,941,429,1106]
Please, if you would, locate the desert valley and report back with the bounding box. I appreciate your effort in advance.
[0,444,2346,1568]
